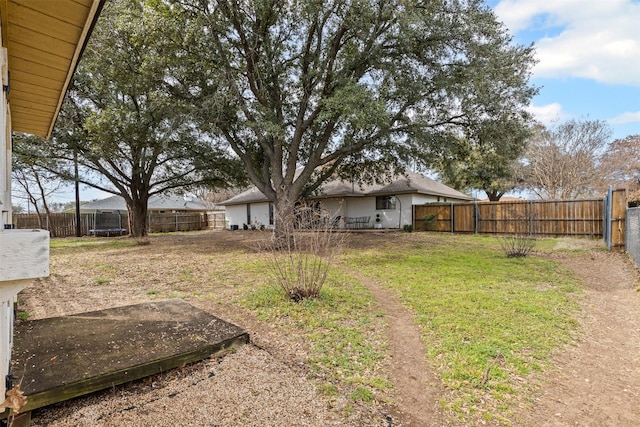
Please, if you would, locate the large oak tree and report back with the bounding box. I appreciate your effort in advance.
[37,0,244,237]
[432,114,532,201]
[172,0,537,236]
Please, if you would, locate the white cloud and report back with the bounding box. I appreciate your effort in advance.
[608,111,640,124]
[493,0,640,86]
[526,102,565,124]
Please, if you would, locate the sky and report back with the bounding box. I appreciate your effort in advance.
[17,1,640,207]
[488,0,640,140]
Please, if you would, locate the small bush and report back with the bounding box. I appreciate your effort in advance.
[136,238,150,246]
[499,234,536,258]
[423,213,437,230]
[263,204,346,301]
[403,224,413,233]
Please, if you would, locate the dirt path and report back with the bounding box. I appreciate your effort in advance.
[519,250,640,426]
[344,268,450,427]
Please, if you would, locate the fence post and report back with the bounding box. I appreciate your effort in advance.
[450,203,454,233]
[605,186,613,251]
[414,205,418,230]
[474,202,478,234]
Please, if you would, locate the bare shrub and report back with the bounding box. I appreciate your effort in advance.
[136,238,151,246]
[499,234,536,258]
[263,204,346,301]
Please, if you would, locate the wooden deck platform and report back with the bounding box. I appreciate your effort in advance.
[4,299,249,423]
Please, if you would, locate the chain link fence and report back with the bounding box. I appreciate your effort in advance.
[626,207,640,267]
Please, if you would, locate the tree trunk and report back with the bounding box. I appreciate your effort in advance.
[127,196,150,238]
[34,168,55,236]
[272,189,298,249]
[485,190,504,201]
[33,203,43,229]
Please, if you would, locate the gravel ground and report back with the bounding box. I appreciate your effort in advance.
[30,345,387,427]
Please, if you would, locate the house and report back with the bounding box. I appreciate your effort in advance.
[79,194,209,214]
[221,171,473,230]
[0,0,105,398]
[77,194,211,236]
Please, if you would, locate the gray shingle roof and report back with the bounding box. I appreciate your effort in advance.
[221,172,472,205]
[80,194,208,211]
[219,187,270,206]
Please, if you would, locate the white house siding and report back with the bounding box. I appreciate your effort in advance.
[226,202,274,229]
[316,198,345,218]
[0,32,11,397]
[319,194,460,229]
[225,193,469,231]
[412,194,451,204]
[316,194,414,229]
[0,47,9,228]
[369,194,414,229]
[225,205,246,229]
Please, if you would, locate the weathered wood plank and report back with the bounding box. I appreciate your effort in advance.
[7,299,249,414]
[414,199,605,238]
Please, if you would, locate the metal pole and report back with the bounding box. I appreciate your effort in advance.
[606,186,613,251]
[74,148,81,237]
[474,201,478,234]
[450,203,454,233]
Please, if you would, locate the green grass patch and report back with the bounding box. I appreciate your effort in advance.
[350,386,375,402]
[343,235,581,422]
[239,265,389,402]
[318,382,340,397]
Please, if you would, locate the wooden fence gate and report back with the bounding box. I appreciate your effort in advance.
[413,190,627,246]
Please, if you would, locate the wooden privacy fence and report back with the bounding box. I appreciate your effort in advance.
[13,213,98,238]
[12,211,223,237]
[208,212,227,230]
[413,194,625,241]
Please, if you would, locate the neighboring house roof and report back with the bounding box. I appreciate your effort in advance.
[221,172,473,206]
[220,187,270,206]
[2,0,105,138]
[80,194,208,211]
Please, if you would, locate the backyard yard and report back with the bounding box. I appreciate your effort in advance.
[15,230,640,426]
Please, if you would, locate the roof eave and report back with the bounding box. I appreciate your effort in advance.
[2,0,106,139]
[46,0,105,139]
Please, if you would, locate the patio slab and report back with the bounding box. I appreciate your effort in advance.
[6,299,249,416]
